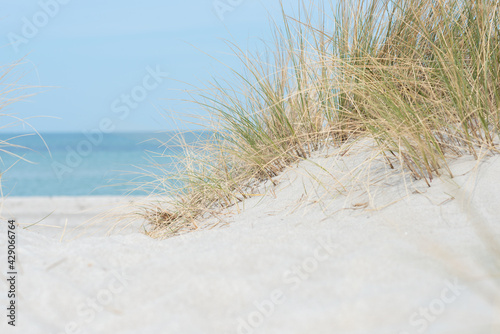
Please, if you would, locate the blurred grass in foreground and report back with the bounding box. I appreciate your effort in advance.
[0,59,41,197]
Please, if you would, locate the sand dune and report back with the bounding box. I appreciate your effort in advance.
[1,149,499,333]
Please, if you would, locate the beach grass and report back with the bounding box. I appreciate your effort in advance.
[0,59,42,197]
[143,0,500,236]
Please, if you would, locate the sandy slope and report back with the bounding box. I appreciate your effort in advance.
[1,146,499,334]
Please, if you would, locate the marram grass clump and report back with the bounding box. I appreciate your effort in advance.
[144,0,500,236]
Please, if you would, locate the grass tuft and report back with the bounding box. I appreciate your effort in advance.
[143,0,500,237]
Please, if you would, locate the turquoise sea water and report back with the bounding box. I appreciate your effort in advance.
[0,132,204,196]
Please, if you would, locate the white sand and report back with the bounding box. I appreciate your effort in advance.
[1,145,499,334]
[0,196,147,240]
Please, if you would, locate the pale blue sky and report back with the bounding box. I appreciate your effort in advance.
[0,0,299,133]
